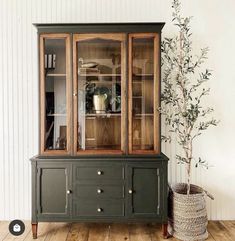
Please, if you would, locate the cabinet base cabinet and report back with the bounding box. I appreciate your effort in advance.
[31,155,168,239]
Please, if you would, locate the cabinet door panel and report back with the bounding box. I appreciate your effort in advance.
[39,34,72,155]
[37,164,71,218]
[73,33,127,154]
[127,165,162,217]
[128,33,160,154]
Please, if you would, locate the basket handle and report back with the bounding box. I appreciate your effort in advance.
[203,189,214,200]
[168,183,214,200]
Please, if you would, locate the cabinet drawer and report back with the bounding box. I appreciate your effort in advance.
[74,165,124,180]
[74,184,124,199]
[73,200,124,217]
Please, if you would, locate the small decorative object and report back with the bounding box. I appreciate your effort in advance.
[110,95,121,112]
[93,94,108,114]
[85,82,96,113]
[45,54,56,69]
[81,62,98,68]
[93,86,110,114]
[110,83,121,112]
[85,83,120,114]
[56,126,67,150]
[160,0,219,240]
[78,58,99,75]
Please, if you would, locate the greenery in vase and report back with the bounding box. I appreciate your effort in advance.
[160,0,219,194]
[85,82,121,113]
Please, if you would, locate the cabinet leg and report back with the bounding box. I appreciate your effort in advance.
[162,223,168,239]
[32,223,38,239]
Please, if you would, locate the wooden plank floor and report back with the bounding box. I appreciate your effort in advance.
[0,221,234,241]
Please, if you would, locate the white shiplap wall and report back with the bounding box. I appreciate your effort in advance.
[1,0,235,220]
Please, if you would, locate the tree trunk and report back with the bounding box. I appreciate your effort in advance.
[186,139,193,195]
[187,163,191,195]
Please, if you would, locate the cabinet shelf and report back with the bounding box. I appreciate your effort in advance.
[134,113,153,116]
[47,113,66,117]
[85,80,121,84]
[85,145,121,150]
[85,113,121,118]
[133,74,153,77]
[46,73,66,77]
[133,74,154,81]
[79,73,121,77]
[133,114,154,119]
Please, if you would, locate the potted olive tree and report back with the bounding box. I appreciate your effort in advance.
[160,0,219,240]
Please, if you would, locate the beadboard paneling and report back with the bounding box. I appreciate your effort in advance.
[0,0,235,220]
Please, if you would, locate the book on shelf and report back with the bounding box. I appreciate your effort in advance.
[45,54,56,69]
[52,54,56,68]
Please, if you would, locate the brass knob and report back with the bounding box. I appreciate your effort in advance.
[128,189,133,194]
[97,189,102,194]
[67,190,72,194]
[97,170,102,175]
[97,208,102,212]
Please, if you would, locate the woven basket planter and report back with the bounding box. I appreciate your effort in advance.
[168,183,214,241]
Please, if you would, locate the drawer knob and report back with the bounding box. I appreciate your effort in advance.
[97,208,103,212]
[67,190,72,194]
[97,189,103,194]
[97,170,102,175]
[128,189,133,194]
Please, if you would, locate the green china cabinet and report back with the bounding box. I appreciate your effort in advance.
[31,23,169,239]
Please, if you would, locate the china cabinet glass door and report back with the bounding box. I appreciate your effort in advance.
[73,34,126,154]
[129,34,160,154]
[40,34,71,155]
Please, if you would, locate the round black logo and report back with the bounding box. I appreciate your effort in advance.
[9,220,25,236]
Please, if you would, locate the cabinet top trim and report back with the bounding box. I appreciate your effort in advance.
[30,153,169,162]
[33,22,165,34]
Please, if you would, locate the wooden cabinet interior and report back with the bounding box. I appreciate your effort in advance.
[39,30,160,155]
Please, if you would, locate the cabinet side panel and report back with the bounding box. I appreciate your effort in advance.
[154,34,160,153]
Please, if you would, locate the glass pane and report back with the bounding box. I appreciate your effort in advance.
[44,39,67,151]
[132,38,154,151]
[77,38,122,151]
